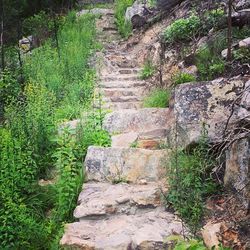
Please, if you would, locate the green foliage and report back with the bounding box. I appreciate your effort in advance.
[0,11,100,249]
[114,0,134,38]
[164,10,224,45]
[204,8,224,30]
[233,47,250,63]
[139,60,156,79]
[173,72,196,85]
[22,11,57,43]
[143,88,171,108]
[166,128,217,233]
[130,141,138,148]
[52,128,83,222]
[196,47,225,80]
[167,235,207,250]
[24,13,97,120]
[164,15,201,44]
[77,112,111,153]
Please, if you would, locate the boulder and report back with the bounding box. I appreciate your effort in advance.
[125,1,152,28]
[168,77,248,147]
[239,37,250,48]
[236,0,250,10]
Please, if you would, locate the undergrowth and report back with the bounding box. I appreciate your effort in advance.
[139,60,156,79]
[0,11,108,249]
[166,128,218,234]
[143,89,170,108]
[114,0,134,38]
[172,72,196,85]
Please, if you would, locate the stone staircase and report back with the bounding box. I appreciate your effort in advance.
[61,9,184,249]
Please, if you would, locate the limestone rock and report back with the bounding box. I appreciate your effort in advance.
[202,222,222,249]
[74,182,165,219]
[224,137,250,209]
[61,208,184,250]
[85,146,168,183]
[125,1,150,28]
[103,108,170,134]
[239,37,250,48]
[170,77,246,147]
[236,79,250,121]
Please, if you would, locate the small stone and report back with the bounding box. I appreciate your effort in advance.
[202,222,222,249]
[139,179,147,185]
[239,37,250,48]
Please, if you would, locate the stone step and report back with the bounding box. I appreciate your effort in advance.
[111,129,168,149]
[102,101,142,110]
[85,146,168,183]
[101,74,139,82]
[61,208,184,249]
[108,95,143,103]
[103,108,170,134]
[99,81,146,89]
[118,68,140,74]
[100,87,146,98]
[74,182,166,220]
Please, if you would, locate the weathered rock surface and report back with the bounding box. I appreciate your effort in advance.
[61,208,184,250]
[85,146,168,183]
[103,108,170,134]
[74,182,166,219]
[224,137,250,209]
[125,0,153,28]
[170,77,247,147]
[202,222,222,249]
[239,37,250,48]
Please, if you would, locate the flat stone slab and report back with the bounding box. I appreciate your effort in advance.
[112,132,138,147]
[103,108,170,134]
[74,182,165,219]
[61,208,184,250]
[85,146,168,183]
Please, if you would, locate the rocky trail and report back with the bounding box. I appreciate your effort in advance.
[60,9,184,249]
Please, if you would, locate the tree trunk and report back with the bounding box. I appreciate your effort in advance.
[0,0,5,71]
[227,0,233,61]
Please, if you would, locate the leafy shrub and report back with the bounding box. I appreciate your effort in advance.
[139,60,156,79]
[172,72,196,85]
[204,8,225,30]
[166,128,217,233]
[233,47,250,63]
[164,10,224,45]
[114,0,134,38]
[196,47,225,80]
[167,235,207,250]
[164,15,201,44]
[143,89,171,108]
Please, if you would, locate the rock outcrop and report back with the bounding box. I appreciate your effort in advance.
[168,77,248,147]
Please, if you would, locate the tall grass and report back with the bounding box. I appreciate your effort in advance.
[114,0,134,38]
[0,12,105,249]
